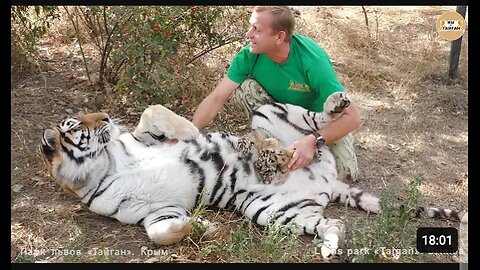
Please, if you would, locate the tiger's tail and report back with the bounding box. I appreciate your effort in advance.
[332,184,467,223]
[413,206,467,223]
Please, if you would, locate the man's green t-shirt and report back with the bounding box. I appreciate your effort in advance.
[227,34,344,112]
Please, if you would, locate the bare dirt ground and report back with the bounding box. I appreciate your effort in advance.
[11,6,468,263]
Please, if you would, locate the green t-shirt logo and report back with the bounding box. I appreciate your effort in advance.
[289,81,311,93]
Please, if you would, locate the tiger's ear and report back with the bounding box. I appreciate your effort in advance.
[41,129,60,171]
[42,129,58,153]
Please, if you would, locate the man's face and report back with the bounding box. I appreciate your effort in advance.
[245,11,279,54]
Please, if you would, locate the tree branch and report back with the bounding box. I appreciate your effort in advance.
[361,6,371,38]
[186,37,241,65]
[64,6,93,85]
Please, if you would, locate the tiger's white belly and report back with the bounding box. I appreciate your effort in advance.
[80,138,200,223]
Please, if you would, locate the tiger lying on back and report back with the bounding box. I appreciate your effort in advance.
[236,92,351,185]
[40,96,468,259]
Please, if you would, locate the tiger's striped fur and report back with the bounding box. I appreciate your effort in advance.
[40,102,467,258]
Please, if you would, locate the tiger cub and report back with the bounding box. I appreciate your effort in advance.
[236,91,351,185]
[236,129,294,184]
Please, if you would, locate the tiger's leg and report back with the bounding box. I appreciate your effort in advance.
[321,92,359,182]
[133,104,199,146]
[273,208,345,259]
[315,218,345,259]
[322,91,351,121]
[267,195,345,259]
[234,78,276,122]
[284,213,345,259]
[238,191,344,259]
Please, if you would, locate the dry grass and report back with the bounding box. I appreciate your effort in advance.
[11,6,467,263]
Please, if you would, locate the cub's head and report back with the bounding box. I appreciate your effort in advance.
[40,112,120,192]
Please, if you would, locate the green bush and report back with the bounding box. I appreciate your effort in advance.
[72,6,249,105]
[11,6,59,71]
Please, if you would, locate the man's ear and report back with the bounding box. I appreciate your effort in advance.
[276,31,287,44]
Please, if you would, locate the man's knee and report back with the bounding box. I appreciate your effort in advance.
[330,134,359,182]
[235,79,274,119]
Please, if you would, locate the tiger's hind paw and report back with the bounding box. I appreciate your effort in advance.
[324,92,351,116]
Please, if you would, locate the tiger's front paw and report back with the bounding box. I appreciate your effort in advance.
[324,92,350,115]
[236,137,254,157]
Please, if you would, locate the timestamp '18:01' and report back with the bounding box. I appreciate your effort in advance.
[416,227,458,253]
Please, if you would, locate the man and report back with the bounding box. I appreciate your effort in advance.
[192,6,360,181]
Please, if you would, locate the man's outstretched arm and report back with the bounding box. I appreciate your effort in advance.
[192,77,240,129]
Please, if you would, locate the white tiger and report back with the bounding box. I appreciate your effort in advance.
[40,94,468,259]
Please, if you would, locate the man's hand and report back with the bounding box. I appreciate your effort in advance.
[288,134,316,171]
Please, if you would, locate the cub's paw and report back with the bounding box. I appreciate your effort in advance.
[261,171,275,184]
[236,137,254,157]
[324,92,351,115]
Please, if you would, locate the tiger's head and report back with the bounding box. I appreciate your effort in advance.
[40,112,120,193]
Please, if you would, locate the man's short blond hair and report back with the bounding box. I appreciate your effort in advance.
[253,6,295,41]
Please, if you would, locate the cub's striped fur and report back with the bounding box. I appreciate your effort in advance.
[40,100,467,258]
